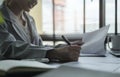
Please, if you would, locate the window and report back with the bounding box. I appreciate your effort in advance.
[106,0,115,33]
[42,0,99,34]
[42,0,53,34]
[85,0,99,32]
[106,0,120,34]
[30,0,111,45]
[40,0,100,45]
[118,0,120,33]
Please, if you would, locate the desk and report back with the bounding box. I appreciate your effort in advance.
[49,52,120,73]
[30,52,120,77]
[33,53,120,77]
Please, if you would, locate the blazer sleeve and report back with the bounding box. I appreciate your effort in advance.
[0,23,53,60]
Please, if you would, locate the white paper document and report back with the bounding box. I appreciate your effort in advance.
[80,25,110,56]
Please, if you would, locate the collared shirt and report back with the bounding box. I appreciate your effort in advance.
[6,7,32,43]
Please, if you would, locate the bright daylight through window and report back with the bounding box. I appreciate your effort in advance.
[42,0,99,34]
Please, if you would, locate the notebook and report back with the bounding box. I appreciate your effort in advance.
[0,60,57,77]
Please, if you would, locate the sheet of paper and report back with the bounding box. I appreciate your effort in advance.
[80,25,110,55]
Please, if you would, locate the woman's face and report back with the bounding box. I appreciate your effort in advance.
[13,0,38,12]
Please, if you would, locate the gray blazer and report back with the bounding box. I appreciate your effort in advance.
[0,4,53,60]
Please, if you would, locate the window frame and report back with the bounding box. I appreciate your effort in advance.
[41,0,106,45]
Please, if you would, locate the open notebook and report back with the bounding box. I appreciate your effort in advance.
[0,60,57,76]
[80,25,110,56]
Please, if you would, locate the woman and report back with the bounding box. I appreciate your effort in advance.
[0,0,83,62]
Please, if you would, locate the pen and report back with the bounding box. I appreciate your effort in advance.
[62,35,71,45]
[22,58,49,63]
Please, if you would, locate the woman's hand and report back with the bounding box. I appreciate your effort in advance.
[47,45,81,62]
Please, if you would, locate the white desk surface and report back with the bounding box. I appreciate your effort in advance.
[50,52,120,73]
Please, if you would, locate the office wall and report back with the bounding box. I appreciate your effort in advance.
[29,0,42,34]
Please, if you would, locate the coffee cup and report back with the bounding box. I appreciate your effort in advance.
[107,35,120,53]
